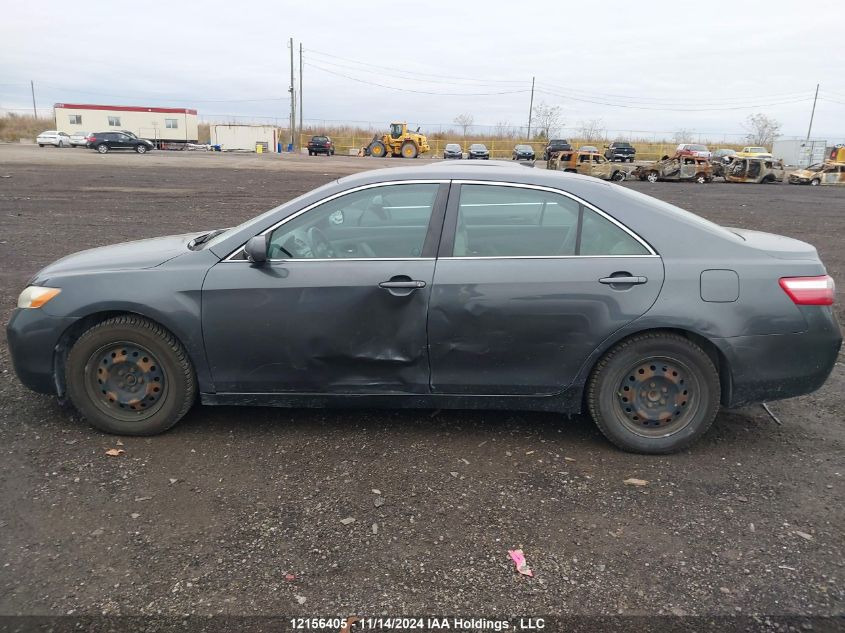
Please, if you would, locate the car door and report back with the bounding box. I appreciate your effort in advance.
[201,182,448,394]
[428,182,664,395]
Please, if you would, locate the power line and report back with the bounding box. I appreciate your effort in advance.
[305,62,531,97]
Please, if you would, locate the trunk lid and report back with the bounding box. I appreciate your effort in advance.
[729,228,820,261]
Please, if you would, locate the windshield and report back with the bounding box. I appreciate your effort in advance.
[516,145,531,151]
[615,142,632,148]
[446,144,460,150]
[609,185,742,242]
[470,144,486,150]
[690,145,708,151]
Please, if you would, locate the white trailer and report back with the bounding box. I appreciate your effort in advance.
[210,124,282,152]
[772,138,829,167]
[54,103,198,144]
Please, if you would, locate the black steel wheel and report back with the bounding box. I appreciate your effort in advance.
[587,332,720,454]
[66,316,196,435]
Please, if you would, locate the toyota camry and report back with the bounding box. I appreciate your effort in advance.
[7,163,841,454]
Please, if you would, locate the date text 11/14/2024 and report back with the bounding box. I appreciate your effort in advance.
[289,617,547,630]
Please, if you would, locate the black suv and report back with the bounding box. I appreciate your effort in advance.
[307,135,334,156]
[87,132,154,154]
[604,141,636,162]
[543,139,572,161]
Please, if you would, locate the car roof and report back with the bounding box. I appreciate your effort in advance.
[337,162,610,192]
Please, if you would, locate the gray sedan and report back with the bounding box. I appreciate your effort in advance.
[7,164,841,453]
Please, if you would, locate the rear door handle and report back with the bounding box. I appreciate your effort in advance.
[378,280,426,289]
[599,276,647,285]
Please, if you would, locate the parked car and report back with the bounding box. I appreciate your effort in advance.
[467,143,490,159]
[723,157,785,184]
[710,149,737,177]
[307,135,334,156]
[788,162,845,186]
[578,145,600,154]
[543,139,572,161]
[69,131,91,147]
[86,132,155,154]
[443,143,463,159]
[512,144,535,161]
[735,146,772,158]
[36,131,71,148]
[675,143,712,159]
[604,141,636,162]
[8,163,839,454]
[547,150,629,181]
[632,155,713,183]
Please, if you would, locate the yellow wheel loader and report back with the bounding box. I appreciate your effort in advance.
[366,122,430,158]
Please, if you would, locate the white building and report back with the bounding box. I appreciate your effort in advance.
[209,124,283,152]
[54,103,198,143]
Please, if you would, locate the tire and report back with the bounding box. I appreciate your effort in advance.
[811,179,820,186]
[96,144,109,154]
[400,141,418,159]
[308,150,313,156]
[586,332,720,454]
[369,141,387,157]
[695,173,708,184]
[611,170,626,182]
[38,144,44,147]
[646,170,659,183]
[135,144,147,154]
[65,316,196,435]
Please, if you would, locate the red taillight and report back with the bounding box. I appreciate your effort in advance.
[779,275,835,305]
[87,136,96,142]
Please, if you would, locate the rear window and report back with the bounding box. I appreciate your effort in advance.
[312,136,328,142]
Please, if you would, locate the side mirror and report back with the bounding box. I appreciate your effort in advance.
[245,234,269,265]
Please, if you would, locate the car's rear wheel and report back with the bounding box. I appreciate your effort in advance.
[811,179,820,186]
[66,316,196,435]
[611,170,626,182]
[695,173,708,184]
[96,144,109,154]
[587,332,720,454]
[38,144,44,147]
[135,144,147,154]
[646,170,659,183]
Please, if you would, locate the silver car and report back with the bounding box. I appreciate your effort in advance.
[36,131,71,148]
[69,131,91,147]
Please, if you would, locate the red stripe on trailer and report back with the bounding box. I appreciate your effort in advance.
[54,103,198,115]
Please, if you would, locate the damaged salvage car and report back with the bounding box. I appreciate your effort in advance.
[546,150,629,181]
[632,154,713,183]
[788,162,845,186]
[723,157,785,184]
[7,164,841,454]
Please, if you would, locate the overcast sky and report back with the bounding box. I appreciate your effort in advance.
[2,0,844,141]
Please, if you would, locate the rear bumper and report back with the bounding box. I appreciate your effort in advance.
[716,307,842,407]
[6,309,78,394]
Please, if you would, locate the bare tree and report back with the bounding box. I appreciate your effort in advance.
[453,113,474,139]
[531,102,563,139]
[493,120,513,138]
[672,128,695,144]
[577,118,605,142]
[743,113,781,147]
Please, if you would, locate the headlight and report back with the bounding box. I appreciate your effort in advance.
[17,286,61,309]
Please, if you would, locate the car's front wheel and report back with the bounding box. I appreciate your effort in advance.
[811,179,820,186]
[135,144,147,154]
[586,332,720,454]
[65,316,196,435]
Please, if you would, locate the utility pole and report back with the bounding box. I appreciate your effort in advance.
[299,42,303,143]
[30,80,37,117]
[805,83,819,142]
[289,37,296,150]
[526,76,535,140]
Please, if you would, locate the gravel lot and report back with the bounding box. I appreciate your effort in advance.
[0,145,842,628]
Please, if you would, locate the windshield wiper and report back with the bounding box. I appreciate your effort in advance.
[188,229,228,250]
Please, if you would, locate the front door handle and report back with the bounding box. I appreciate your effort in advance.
[379,280,426,289]
[599,275,647,285]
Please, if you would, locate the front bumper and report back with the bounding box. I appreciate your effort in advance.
[6,309,79,394]
[715,307,842,407]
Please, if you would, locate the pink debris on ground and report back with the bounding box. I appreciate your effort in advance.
[508,549,533,577]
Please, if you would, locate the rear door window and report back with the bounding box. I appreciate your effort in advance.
[452,184,650,257]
